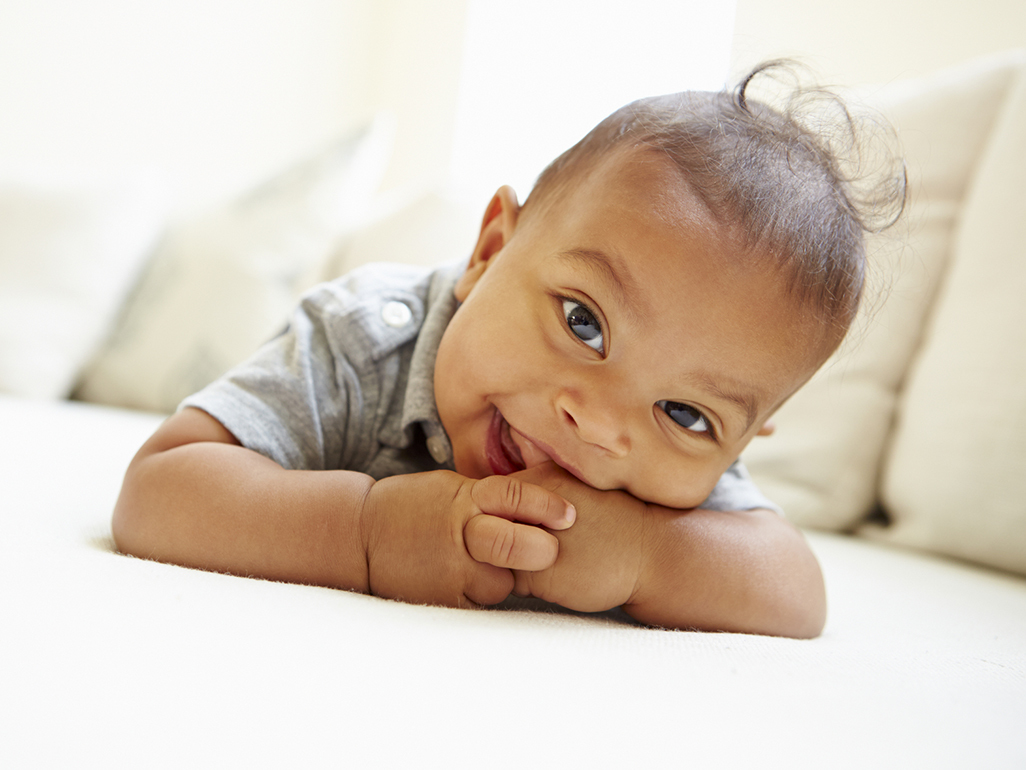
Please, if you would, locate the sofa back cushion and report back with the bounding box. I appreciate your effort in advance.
[0,179,164,399]
[744,50,1026,532]
[74,122,389,414]
[865,52,1026,576]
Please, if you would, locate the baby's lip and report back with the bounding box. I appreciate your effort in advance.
[487,409,592,484]
[508,424,591,486]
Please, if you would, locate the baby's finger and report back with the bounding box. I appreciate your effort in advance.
[469,474,575,530]
[462,563,515,607]
[511,569,533,598]
[464,514,559,571]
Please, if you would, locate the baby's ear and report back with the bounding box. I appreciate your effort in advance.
[455,186,520,302]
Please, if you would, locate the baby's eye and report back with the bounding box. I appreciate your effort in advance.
[562,299,604,353]
[657,400,710,434]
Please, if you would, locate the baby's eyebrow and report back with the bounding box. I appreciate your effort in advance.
[555,248,644,324]
[686,372,761,435]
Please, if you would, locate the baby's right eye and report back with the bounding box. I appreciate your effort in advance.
[657,400,713,436]
[562,299,604,354]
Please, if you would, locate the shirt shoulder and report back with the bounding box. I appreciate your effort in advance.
[701,460,783,515]
[181,261,461,472]
[300,261,437,364]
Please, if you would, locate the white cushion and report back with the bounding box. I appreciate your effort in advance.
[0,180,165,399]
[744,51,1026,530]
[74,122,391,414]
[2,394,1025,767]
[865,52,1026,575]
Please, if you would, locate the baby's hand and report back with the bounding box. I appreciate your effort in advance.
[509,464,649,613]
[359,470,575,608]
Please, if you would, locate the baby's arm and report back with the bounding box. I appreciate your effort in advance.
[623,505,825,637]
[510,465,825,638]
[114,408,574,607]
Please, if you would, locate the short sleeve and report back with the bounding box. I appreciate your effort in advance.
[180,286,365,471]
[699,460,783,515]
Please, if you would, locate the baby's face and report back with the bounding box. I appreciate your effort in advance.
[435,148,827,509]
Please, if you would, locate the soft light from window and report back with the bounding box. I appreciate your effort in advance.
[449,0,738,205]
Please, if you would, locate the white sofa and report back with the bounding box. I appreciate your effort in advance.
[2,52,1025,768]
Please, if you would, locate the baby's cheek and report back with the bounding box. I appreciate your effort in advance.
[634,461,724,510]
[449,445,486,481]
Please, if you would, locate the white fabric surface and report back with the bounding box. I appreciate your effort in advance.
[744,50,1025,531]
[1,395,1024,769]
[870,51,1026,574]
[0,179,165,399]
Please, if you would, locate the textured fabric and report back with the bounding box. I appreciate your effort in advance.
[868,51,1026,575]
[184,260,779,512]
[182,260,459,479]
[3,394,1025,768]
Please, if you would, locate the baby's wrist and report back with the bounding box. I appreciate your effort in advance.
[354,475,382,585]
[627,503,663,608]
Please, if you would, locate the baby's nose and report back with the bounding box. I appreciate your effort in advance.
[557,390,630,457]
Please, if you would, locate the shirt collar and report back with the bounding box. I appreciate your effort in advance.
[400,261,463,468]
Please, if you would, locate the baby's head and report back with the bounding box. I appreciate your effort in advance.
[434,64,905,508]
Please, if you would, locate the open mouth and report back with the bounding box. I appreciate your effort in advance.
[486,410,526,476]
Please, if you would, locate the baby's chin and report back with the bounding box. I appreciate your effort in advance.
[634,481,719,512]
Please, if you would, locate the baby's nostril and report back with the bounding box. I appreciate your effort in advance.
[561,407,578,428]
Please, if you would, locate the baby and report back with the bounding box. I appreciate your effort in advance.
[113,64,903,638]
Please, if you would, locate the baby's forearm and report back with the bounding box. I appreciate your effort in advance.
[623,506,826,638]
[508,466,824,637]
[113,412,372,591]
[116,410,572,608]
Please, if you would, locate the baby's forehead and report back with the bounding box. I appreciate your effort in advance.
[580,145,700,203]
[528,146,727,247]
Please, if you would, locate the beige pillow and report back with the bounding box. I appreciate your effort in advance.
[865,52,1026,575]
[75,123,390,413]
[0,180,165,399]
[324,189,481,278]
[743,51,1026,530]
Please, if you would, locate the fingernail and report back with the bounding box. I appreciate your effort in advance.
[565,504,576,525]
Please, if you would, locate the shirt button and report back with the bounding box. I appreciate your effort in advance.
[381,300,413,328]
[426,435,450,464]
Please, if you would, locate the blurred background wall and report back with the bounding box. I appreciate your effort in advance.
[0,0,732,213]
[0,0,1021,214]
[732,0,1025,85]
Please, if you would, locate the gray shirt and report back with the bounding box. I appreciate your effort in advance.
[182,261,779,513]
